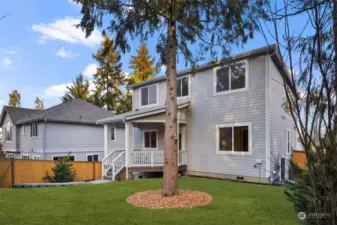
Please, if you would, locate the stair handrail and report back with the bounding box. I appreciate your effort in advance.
[102,150,124,178]
[111,151,126,181]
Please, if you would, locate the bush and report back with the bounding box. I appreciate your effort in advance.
[43,153,76,183]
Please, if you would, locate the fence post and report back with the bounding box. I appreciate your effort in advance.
[93,162,96,180]
[11,158,14,188]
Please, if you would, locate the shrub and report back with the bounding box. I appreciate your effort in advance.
[43,153,76,183]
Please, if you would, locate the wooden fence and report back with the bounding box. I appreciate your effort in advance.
[292,151,307,169]
[0,159,102,188]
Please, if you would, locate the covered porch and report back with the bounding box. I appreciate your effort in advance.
[98,101,190,180]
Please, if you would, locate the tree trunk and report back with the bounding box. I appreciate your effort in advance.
[162,19,178,196]
[332,0,337,99]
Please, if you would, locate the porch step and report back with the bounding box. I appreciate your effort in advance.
[103,176,113,181]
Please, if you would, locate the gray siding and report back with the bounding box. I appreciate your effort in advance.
[44,152,104,161]
[268,57,296,179]
[106,124,126,154]
[132,81,167,110]
[44,123,104,160]
[133,123,165,150]
[1,113,16,152]
[19,123,44,155]
[185,56,267,178]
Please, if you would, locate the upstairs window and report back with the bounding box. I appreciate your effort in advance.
[215,61,247,94]
[177,76,189,97]
[141,84,157,106]
[5,121,12,141]
[23,125,26,135]
[30,123,38,137]
[144,130,157,149]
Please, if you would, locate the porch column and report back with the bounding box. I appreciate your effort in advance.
[125,122,133,180]
[104,124,108,157]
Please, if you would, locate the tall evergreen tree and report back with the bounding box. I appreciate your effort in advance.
[8,90,21,107]
[61,74,90,103]
[129,43,157,84]
[34,97,44,109]
[75,0,265,196]
[92,36,126,111]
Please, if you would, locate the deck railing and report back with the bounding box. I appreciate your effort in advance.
[130,150,187,167]
[112,151,125,181]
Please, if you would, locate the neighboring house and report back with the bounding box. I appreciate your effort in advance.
[0,99,114,161]
[98,44,296,183]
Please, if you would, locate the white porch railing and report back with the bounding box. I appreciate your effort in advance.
[102,150,125,179]
[111,151,125,181]
[131,150,187,167]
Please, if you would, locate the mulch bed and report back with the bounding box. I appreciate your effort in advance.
[127,189,213,209]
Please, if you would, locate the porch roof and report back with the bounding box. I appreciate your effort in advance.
[97,100,191,124]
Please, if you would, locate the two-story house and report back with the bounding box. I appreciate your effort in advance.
[0,99,113,161]
[98,44,296,183]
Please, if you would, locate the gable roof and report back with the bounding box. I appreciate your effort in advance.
[15,99,114,126]
[128,44,278,89]
[0,106,40,126]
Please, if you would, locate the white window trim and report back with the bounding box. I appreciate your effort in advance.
[52,154,76,161]
[86,153,100,161]
[30,123,38,138]
[286,129,292,156]
[143,129,158,150]
[215,122,252,155]
[177,75,191,99]
[5,121,12,142]
[111,126,116,142]
[139,83,159,108]
[32,155,40,160]
[213,60,249,96]
[21,154,30,160]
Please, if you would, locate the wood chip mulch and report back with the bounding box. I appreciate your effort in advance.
[126,189,213,209]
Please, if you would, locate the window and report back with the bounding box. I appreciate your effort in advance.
[177,76,189,97]
[5,122,12,141]
[87,154,99,162]
[140,84,157,106]
[216,123,251,154]
[215,61,247,94]
[22,155,30,160]
[30,123,38,137]
[286,129,292,155]
[32,155,40,160]
[23,125,26,135]
[6,153,15,159]
[111,127,116,141]
[144,130,157,149]
[53,156,75,161]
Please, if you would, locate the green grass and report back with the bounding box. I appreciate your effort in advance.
[0,177,299,225]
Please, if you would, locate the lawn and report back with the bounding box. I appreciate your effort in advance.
[0,177,299,225]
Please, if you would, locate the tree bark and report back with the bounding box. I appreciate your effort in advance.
[332,2,337,224]
[162,19,178,196]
